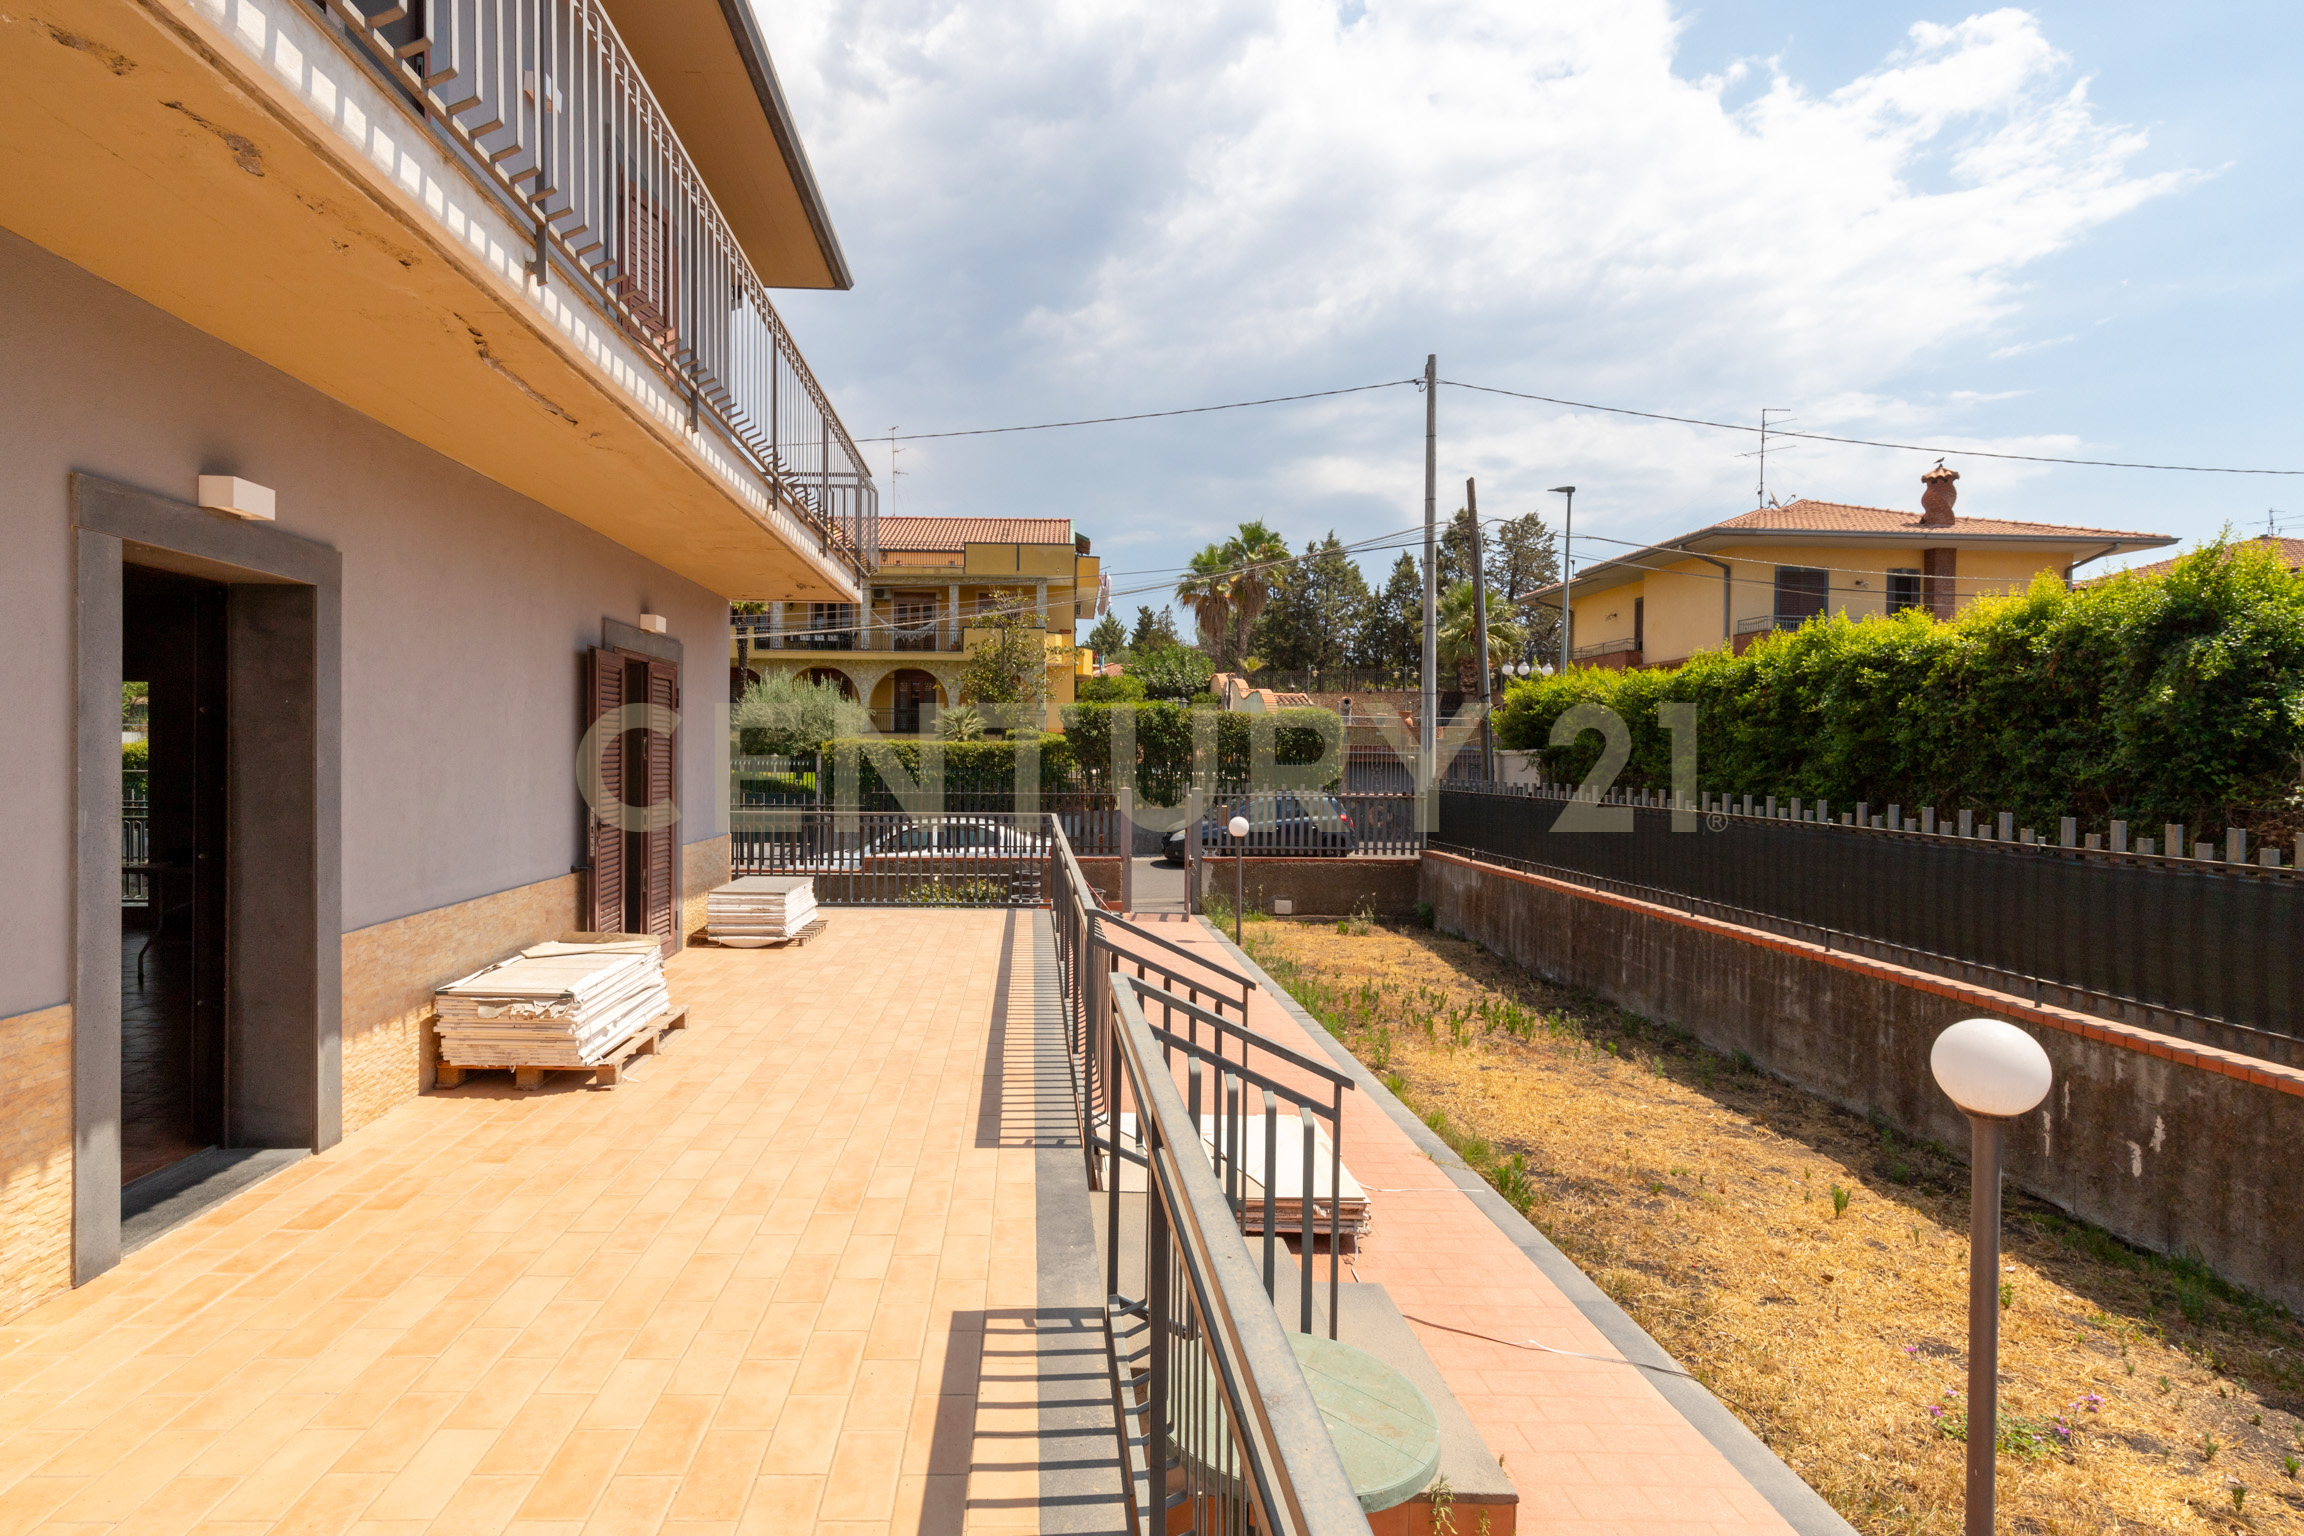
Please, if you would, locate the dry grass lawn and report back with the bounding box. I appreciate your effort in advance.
[1243,916,2304,1536]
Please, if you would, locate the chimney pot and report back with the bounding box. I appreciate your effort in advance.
[1919,463,1959,527]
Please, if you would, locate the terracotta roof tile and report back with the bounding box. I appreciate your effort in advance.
[876,516,1074,551]
[1714,499,2165,541]
[2098,535,2304,582]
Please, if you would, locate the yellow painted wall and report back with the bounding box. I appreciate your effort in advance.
[1567,543,2082,666]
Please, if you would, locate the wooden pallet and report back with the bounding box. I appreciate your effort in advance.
[436,1005,689,1092]
[701,916,828,949]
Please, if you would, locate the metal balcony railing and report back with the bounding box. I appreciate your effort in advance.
[1571,636,1639,659]
[321,0,877,579]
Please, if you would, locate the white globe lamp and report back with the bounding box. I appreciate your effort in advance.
[1931,1017,2052,1536]
[1931,1019,2052,1120]
[1226,816,1251,942]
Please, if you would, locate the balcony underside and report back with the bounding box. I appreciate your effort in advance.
[0,0,859,601]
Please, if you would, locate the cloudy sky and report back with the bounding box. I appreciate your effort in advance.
[757,1,2302,626]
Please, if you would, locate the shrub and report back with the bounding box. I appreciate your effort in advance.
[1077,673,1147,704]
[1492,542,2304,831]
[1132,645,1217,702]
[735,673,870,757]
[1058,703,1343,803]
[122,739,149,772]
[936,704,987,741]
[819,735,1078,799]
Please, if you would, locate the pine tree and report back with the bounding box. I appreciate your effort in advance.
[1252,533,1372,673]
[1086,612,1127,660]
[1485,510,1561,664]
[1353,553,1423,676]
[1127,604,1180,651]
[1438,506,1480,591]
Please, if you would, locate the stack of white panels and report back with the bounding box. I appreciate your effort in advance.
[707,876,817,946]
[434,938,669,1068]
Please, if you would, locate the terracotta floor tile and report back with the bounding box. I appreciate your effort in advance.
[617,1395,714,1477]
[1,916,1190,1536]
[665,1430,768,1523]
[733,1475,823,1534]
[348,1426,495,1522]
[518,1428,633,1520]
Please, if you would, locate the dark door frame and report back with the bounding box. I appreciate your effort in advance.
[71,473,342,1284]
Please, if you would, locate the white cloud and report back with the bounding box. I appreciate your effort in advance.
[758,2,2190,581]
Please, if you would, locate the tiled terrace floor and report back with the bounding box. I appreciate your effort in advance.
[0,910,1120,1535]
[1111,916,1806,1536]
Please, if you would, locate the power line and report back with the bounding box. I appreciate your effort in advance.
[1442,380,2304,476]
[885,379,1419,443]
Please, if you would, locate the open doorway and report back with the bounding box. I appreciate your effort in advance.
[120,565,229,1185]
[74,473,342,1284]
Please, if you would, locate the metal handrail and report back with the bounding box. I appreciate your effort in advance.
[320,0,877,578]
[1108,982,1372,1536]
[1045,826,1370,1535]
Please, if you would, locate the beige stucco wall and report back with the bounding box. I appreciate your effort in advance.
[341,831,728,1131]
[339,875,581,1131]
[0,1004,72,1324]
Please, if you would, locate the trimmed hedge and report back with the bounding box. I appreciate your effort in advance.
[819,735,1078,799]
[1059,703,1343,803]
[1493,543,2304,834]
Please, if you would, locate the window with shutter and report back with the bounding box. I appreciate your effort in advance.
[643,657,680,954]
[583,645,680,954]
[584,647,627,934]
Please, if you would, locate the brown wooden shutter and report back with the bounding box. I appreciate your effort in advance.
[643,657,680,954]
[585,646,626,933]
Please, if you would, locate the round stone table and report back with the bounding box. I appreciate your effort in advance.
[1286,1332,1441,1513]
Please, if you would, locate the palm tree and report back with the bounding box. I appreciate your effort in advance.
[1438,581,1528,693]
[1175,545,1234,665]
[1221,520,1291,667]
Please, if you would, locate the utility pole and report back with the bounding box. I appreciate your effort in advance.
[1550,485,1576,671]
[1467,478,1495,781]
[1421,355,1438,797]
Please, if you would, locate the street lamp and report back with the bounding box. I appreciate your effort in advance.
[1930,1018,2053,1536]
[1227,814,1251,943]
[1549,486,1576,672]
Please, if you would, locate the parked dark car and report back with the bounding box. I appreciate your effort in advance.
[1162,794,1358,863]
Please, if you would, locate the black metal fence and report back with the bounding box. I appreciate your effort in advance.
[728,809,1055,906]
[1436,786,2304,1040]
[1182,791,1424,859]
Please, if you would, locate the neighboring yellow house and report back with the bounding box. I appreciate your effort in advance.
[732,516,1100,729]
[1529,468,2175,669]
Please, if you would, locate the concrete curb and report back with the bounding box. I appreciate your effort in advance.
[1196,917,1858,1536]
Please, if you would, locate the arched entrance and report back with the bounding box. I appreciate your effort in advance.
[889,669,943,734]
[803,667,856,700]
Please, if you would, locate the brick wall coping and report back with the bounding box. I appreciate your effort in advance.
[1422,848,2304,1100]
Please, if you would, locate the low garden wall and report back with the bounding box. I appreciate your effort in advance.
[1197,856,1422,918]
[1422,849,2304,1312]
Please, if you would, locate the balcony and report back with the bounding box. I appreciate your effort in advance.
[731,615,1058,656]
[0,0,874,597]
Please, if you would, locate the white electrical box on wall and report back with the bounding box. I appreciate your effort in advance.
[197,475,275,521]
[638,613,669,634]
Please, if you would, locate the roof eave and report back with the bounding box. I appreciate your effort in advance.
[1519,527,2179,605]
[713,0,853,291]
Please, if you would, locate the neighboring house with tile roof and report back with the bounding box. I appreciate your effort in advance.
[1520,467,2175,670]
[732,515,1100,730]
[2085,535,2304,584]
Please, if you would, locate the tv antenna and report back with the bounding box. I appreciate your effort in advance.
[1754,408,1793,505]
[885,427,907,515]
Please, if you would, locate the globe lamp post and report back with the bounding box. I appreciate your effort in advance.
[1930,1018,2053,1536]
[1227,814,1251,943]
